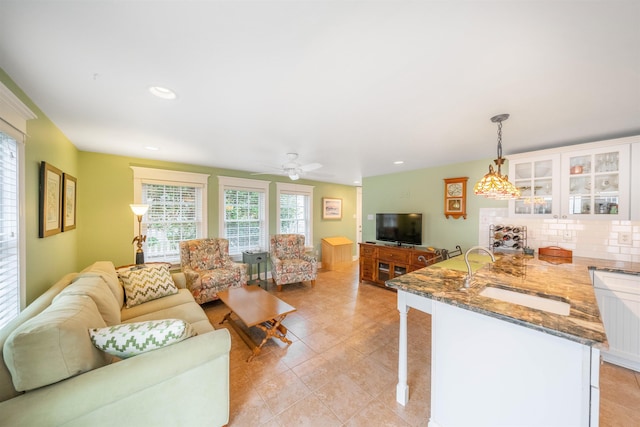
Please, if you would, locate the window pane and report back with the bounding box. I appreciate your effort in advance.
[280,193,309,239]
[142,183,201,262]
[224,189,265,253]
[0,132,19,329]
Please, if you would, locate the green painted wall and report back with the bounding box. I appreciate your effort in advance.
[1,68,80,304]
[362,160,508,251]
[78,152,358,268]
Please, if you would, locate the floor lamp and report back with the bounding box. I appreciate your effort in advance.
[130,204,149,265]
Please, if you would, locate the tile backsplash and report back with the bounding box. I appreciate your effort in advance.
[479,208,640,262]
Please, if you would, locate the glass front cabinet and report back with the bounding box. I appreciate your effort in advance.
[561,144,630,219]
[510,154,560,217]
[508,139,632,220]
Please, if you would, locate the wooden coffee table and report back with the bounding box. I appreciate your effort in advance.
[218,285,296,362]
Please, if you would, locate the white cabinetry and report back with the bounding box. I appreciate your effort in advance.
[593,270,640,372]
[510,153,560,217]
[561,144,629,219]
[429,301,600,426]
[508,136,636,220]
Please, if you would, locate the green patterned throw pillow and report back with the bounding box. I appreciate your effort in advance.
[118,264,178,308]
[89,319,196,358]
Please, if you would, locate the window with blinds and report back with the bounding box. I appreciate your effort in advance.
[142,183,202,263]
[280,193,310,237]
[0,132,19,329]
[223,189,265,254]
[276,182,314,246]
[131,166,209,265]
[218,176,269,256]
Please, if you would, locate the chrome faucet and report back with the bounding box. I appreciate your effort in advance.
[463,246,495,288]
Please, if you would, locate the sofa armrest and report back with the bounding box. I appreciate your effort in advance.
[170,271,187,289]
[0,329,231,427]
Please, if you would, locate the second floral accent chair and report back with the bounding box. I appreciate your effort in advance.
[269,234,317,292]
[179,238,248,304]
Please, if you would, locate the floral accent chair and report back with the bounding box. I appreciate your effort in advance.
[269,234,317,292]
[179,238,248,304]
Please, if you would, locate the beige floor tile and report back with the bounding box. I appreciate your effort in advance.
[345,398,411,427]
[255,368,312,415]
[275,393,342,427]
[314,373,373,423]
[228,389,275,426]
[291,354,336,391]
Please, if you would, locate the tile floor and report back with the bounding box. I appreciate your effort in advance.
[203,262,640,426]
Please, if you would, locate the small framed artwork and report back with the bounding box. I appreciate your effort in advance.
[322,197,342,219]
[62,173,77,232]
[39,161,63,237]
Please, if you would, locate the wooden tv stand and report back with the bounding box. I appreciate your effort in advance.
[359,243,439,289]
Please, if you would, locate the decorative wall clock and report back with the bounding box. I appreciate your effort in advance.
[444,177,468,219]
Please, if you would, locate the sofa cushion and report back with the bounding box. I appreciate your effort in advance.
[3,294,110,392]
[89,319,196,359]
[80,261,124,308]
[118,264,178,308]
[55,275,121,325]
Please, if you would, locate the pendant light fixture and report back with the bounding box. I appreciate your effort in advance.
[474,114,521,200]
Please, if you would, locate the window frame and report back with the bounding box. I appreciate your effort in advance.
[218,176,270,258]
[0,81,36,324]
[276,182,314,248]
[131,166,209,264]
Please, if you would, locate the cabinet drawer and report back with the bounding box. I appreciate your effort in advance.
[361,245,377,257]
[378,247,410,263]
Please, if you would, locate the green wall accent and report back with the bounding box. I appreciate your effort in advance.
[362,160,508,252]
[1,68,79,304]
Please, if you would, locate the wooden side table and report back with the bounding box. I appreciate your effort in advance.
[242,251,268,287]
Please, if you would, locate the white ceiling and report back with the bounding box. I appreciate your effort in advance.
[1,1,639,185]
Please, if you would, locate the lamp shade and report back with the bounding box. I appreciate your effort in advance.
[473,166,520,200]
[130,204,149,216]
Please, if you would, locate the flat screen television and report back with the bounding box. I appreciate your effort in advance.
[375,213,423,246]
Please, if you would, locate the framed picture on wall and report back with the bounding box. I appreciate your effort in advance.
[322,197,342,219]
[39,161,63,237]
[62,173,77,232]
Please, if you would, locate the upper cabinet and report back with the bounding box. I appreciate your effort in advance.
[561,144,629,219]
[508,136,637,220]
[510,154,560,217]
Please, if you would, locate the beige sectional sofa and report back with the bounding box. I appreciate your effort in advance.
[0,261,230,427]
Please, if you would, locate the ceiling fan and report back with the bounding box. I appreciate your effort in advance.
[253,153,322,181]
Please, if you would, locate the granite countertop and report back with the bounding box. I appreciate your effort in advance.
[385,253,640,349]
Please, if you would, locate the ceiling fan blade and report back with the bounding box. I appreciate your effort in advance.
[299,162,322,172]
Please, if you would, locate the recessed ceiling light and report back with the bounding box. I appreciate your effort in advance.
[145,146,159,151]
[149,86,176,100]
[353,180,361,184]
[394,160,404,165]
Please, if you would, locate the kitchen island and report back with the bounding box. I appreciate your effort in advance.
[386,252,609,427]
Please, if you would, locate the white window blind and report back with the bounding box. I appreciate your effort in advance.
[131,167,209,264]
[142,183,203,263]
[0,132,19,329]
[219,176,269,255]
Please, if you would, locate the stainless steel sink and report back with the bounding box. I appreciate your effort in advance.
[480,286,571,316]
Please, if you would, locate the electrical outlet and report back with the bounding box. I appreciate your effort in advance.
[563,230,572,241]
[618,232,632,245]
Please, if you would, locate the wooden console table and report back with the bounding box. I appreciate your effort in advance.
[358,243,439,288]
